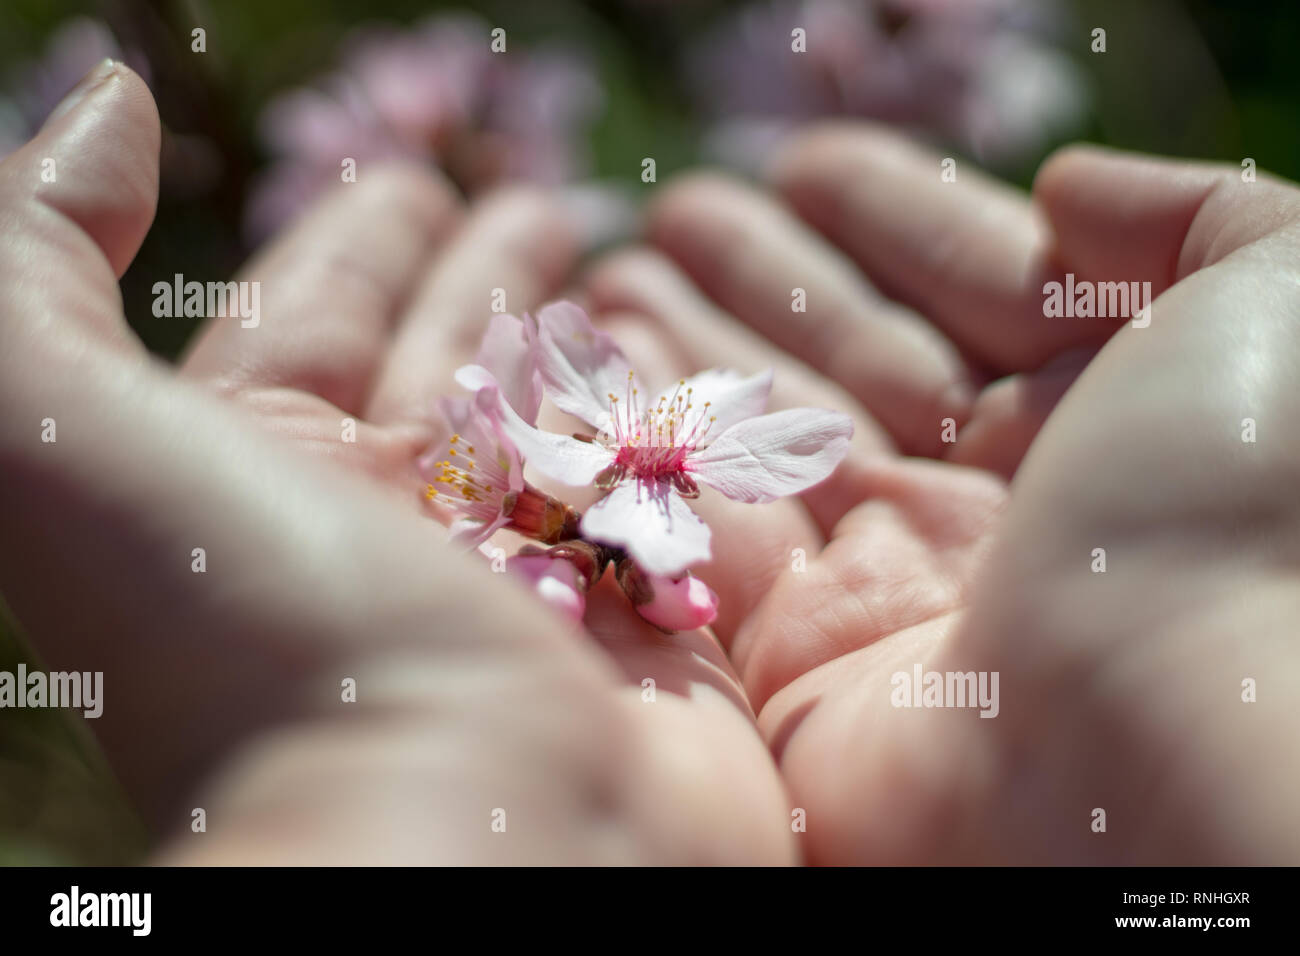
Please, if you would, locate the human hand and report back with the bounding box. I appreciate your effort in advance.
[582,124,1300,863]
[0,63,796,864]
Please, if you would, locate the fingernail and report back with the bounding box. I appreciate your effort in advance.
[42,58,120,129]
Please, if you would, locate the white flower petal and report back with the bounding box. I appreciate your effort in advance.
[454,363,496,394]
[449,514,509,549]
[689,408,853,503]
[534,301,631,431]
[580,479,712,576]
[486,385,614,486]
[475,313,542,423]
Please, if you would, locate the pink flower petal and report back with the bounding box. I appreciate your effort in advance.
[581,479,712,576]
[462,374,613,486]
[475,314,542,423]
[689,408,854,503]
[534,301,633,432]
[433,388,526,494]
[448,513,510,548]
[419,387,526,548]
[632,572,719,633]
[453,362,495,394]
[506,554,586,621]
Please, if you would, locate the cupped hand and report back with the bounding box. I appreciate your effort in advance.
[0,64,796,863]
[584,124,1300,863]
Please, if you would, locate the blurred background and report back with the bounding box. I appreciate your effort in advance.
[0,0,1289,863]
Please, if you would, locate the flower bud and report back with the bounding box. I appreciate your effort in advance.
[616,559,719,633]
[506,553,587,621]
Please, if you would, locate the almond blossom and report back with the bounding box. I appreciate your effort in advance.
[688,0,1087,173]
[419,386,525,548]
[244,13,602,241]
[418,314,574,547]
[461,302,853,576]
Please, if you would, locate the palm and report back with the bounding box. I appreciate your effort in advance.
[174,192,808,861]
[187,195,806,862]
[587,124,1300,863]
[2,71,800,863]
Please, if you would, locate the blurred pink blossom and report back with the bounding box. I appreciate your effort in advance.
[246,14,603,242]
[0,18,222,197]
[690,0,1087,170]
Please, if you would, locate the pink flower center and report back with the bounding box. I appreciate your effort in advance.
[599,374,716,489]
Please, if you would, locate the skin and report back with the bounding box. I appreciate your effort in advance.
[1,64,1297,864]
[589,126,1300,864]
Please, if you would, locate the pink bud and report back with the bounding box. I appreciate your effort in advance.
[628,571,719,633]
[507,554,586,621]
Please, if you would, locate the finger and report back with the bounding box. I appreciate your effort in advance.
[180,164,462,415]
[365,188,577,427]
[1034,144,1300,289]
[586,247,893,530]
[769,123,1114,372]
[645,172,976,454]
[0,60,158,355]
[946,347,1096,480]
[582,574,751,717]
[735,456,1006,713]
[579,577,797,863]
[964,147,1300,478]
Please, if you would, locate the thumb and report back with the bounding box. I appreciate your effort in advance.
[0,59,159,287]
[1033,144,1300,296]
